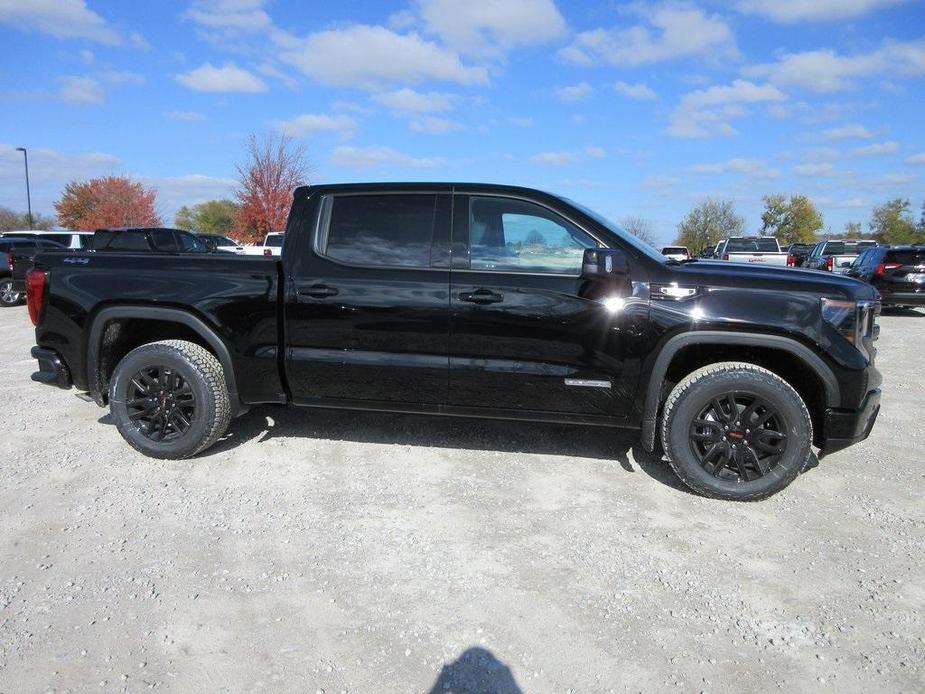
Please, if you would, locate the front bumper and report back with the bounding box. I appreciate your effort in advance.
[820,388,881,457]
[31,346,72,389]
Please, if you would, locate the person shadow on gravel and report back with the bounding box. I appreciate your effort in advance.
[427,647,523,694]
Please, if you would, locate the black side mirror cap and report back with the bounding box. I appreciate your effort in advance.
[582,248,629,279]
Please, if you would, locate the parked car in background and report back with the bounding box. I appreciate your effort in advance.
[196,233,245,253]
[846,245,925,308]
[661,246,690,261]
[242,232,285,256]
[26,182,883,501]
[785,243,816,268]
[714,237,788,265]
[805,239,878,273]
[92,227,213,253]
[0,230,93,250]
[1,237,66,307]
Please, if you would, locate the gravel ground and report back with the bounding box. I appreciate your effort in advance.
[0,305,923,693]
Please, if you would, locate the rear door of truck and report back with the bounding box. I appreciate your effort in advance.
[284,189,451,405]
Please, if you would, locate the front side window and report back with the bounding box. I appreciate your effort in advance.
[323,194,436,268]
[178,231,207,252]
[469,196,596,274]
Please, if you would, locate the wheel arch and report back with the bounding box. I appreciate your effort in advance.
[640,331,840,452]
[86,305,244,415]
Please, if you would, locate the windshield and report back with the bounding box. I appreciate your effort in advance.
[560,197,670,263]
[726,238,779,252]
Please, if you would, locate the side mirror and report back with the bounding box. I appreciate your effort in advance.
[581,248,629,279]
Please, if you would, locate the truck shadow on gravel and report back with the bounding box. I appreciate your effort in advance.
[427,646,522,694]
[202,405,694,494]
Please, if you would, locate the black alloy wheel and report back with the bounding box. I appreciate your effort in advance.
[688,391,788,482]
[125,365,196,442]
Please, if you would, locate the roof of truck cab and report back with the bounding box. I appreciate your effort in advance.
[294,182,564,198]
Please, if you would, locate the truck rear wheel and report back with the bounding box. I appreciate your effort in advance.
[0,279,21,307]
[660,362,812,501]
[109,340,231,459]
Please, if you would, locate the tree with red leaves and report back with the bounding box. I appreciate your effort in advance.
[233,134,310,243]
[54,176,160,230]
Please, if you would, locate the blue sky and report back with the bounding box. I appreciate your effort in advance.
[1,0,924,245]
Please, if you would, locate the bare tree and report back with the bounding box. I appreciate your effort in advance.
[620,215,657,247]
[233,133,311,243]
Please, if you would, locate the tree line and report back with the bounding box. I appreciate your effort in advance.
[0,133,309,244]
[667,195,924,254]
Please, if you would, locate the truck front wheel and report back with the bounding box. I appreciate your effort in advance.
[109,340,231,459]
[660,362,812,501]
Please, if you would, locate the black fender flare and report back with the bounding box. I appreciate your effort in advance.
[640,330,840,451]
[86,305,245,415]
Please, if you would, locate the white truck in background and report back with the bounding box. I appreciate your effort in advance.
[714,237,789,266]
[242,232,285,256]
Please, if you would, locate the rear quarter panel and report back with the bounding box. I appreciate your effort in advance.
[35,252,282,402]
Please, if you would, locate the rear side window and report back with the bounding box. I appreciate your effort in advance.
[322,194,436,268]
[105,231,150,251]
[78,235,93,249]
[265,234,284,248]
[40,233,73,246]
[886,250,925,266]
[149,230,180,252]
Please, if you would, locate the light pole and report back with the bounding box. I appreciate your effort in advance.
[15,147,32,229]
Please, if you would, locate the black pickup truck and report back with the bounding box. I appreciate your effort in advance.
[26,183,882,500]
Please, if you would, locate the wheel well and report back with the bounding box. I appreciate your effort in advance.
[95,318,217,400]
[661,344,827,445]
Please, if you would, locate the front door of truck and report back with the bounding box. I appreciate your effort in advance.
[285,191,451,406]
[448,193,636,419]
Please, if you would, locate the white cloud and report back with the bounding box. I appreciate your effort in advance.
[373,88,456,113]
[560,5,736,66]
[905,153,925,165]
[409,117,464,134]
[0,0,122,44]
[99,69,145,86]
[585,146,606,158]
[330,145,446,169]
[666,79,786,138]
[743,39,925,92]
[58,76,105,104]
[270,113,356,138]
[281,25,488,88]
[554,82,592,102]
[0,143,120,217]
[820,124,874,140]
[613,81,656,100]
[167,111,206,121]
[507,117,534,128]
[175,62,268,93]
[184,0,273,33]
[529,151,577,166]
[690,158,780,178]
[736,0,907,22]
[849,141,899,157]
[793,162,837,177]
[415,0,566,57]
[642,175,680,196]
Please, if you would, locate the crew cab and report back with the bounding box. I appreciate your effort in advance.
[805,239,878,273]
[714,237,788,265]
[26,183,883,501]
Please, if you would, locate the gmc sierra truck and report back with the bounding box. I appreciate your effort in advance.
[26,183,882,501]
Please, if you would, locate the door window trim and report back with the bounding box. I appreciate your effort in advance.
[312,192,449,272]
[456,192,605,277]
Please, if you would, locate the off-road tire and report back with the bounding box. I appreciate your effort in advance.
[109,340,231,459]
[660,362,812,501]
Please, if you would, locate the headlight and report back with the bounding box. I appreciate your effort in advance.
[821,298,858,344]
[821,297,879,360]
